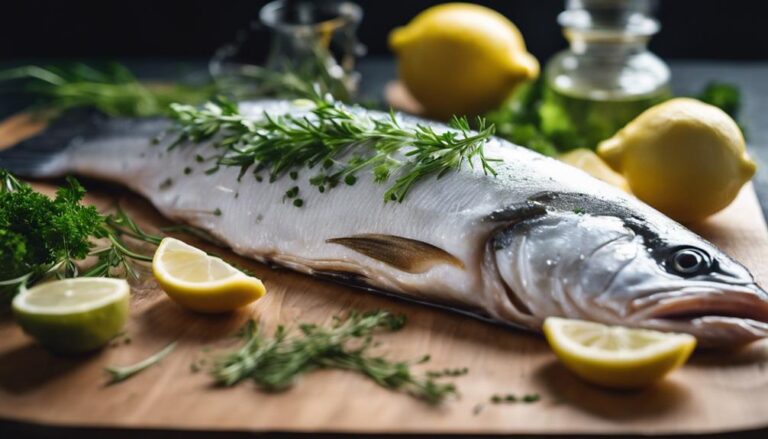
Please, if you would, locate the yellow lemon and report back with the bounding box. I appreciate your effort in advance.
[597,98,756,222]
[152,237,266,313]
[389,3,539,120]
[559,148,630,192]
[12,278,130,354]
[543,317,696,390]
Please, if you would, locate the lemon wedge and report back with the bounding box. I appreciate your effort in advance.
[543,317,696,389]
[152,237,266,313]
[12,278,130,354]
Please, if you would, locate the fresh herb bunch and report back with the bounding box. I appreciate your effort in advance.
[0,170,161,303]
[0,63,214,118]
[209,310,460,404]
[169,94,497,205]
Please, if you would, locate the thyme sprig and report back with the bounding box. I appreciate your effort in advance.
[169,94,497,204]
[209,310,460,405]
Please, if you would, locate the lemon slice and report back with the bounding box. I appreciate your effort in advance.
[543,317,696,389]
[152,237,266,313]
[12,278,130,354]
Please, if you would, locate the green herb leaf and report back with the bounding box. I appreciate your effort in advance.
[0,63,214,118]
[0,170,162,302]
[208,310,459,405]
[169,94,496,205]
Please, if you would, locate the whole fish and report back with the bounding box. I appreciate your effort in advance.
[3,101,767,347]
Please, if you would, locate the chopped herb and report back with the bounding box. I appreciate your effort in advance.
[573,207,585,215]
[169,94,497,205]
[284,186,299,199]
[207,310,459,404]
[105,341,177,384]
[522,393,541,403]
[213,208,222,217]
[426,367,469,378]
[255,175,263,183]
[293,199,304,208]
[183,167,192,175]
[195,154,205,163]
[289,171,298,180]
[490,393,541,404]
[159,178,173,189]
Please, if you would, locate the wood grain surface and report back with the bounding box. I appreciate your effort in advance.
[0,180,767,436]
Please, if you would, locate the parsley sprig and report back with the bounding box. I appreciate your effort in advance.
[169,94,497,205]
[0,170,161,302]
[209,310,460,404]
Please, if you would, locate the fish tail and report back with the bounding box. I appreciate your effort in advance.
[0,110,105,177]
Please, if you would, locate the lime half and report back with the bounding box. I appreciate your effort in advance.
[12,278,130,354]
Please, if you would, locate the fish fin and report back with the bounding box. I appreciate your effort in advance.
[484,201,548,223]
[327,234,465,274]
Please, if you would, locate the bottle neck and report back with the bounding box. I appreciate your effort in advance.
[566,29,650,59]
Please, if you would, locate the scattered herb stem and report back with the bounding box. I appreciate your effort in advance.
[169,94,497,205]
[208,311,461,404]
[105,341,178,385]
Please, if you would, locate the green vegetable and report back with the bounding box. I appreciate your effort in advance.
[486,79,743,155]
[209,310,459,404]
[0,170,161,303]
[484,80,559,156]
[169,94,496,205]
[105,341,177,384]
[0,63,214,118]
[696,81,741,119]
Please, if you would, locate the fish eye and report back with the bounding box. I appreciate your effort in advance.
[668,247,711,276]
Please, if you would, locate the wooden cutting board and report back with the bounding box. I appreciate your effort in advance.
[1,183,768,436]
[2,106,768,435]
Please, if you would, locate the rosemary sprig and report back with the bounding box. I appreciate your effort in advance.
[169,94,497,204]
[105,341,178,384]
[0,63,213,118]
[209,311,460,404]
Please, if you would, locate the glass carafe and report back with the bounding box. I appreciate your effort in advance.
[543,0,671,150]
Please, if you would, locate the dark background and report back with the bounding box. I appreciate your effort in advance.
[1,0,766,62]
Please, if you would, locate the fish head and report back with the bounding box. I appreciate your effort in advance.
[493,208,768,347]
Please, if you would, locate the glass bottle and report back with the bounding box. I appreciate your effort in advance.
[543,0,671,150]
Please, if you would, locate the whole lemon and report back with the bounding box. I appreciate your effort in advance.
[389,3,539,120]
[597,98,756,223]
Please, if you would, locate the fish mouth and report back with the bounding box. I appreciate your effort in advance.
[630,284,768,345]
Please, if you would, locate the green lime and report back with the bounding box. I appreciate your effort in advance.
[12,278,130,354]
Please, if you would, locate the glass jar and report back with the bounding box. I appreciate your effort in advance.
[210,0,364,101]
[542,0,671,150]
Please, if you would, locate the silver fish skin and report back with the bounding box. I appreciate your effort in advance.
[4,100,768,347]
